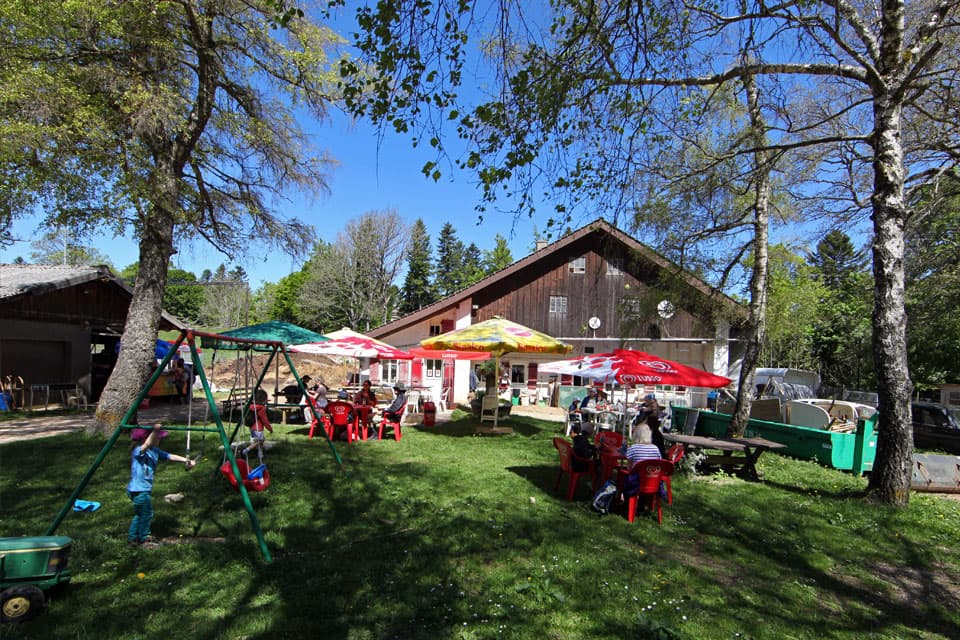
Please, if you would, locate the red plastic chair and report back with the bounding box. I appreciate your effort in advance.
[663,444,685,505]
[621,459,673,524]
[353,405,374,440]
[317,401,357,442]
[553,437,596,501]
[378,406,405,441]
[595,430,624,449]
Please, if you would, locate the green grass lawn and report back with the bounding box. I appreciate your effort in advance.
[1,412,958,639]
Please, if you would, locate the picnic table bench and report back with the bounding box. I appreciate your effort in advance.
[663,433,786,481]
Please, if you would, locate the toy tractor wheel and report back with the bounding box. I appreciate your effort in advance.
[1,585,46,624]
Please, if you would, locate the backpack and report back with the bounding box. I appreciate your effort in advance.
[244,407,257,427]
[590,480,618,515]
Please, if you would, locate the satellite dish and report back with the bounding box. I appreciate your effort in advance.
[657,300,675,319]
[587,316,601,329]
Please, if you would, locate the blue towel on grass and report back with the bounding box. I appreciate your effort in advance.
[73,499,101,512]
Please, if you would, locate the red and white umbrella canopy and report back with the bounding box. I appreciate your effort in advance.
[290,335,414,360]
[542,350,732,388]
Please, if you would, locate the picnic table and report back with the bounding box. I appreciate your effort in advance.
[663,433,786,481]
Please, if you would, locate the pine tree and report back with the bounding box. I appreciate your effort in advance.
[400,219,436,313]
[809,230,867,293]
[460,242,484,287]
[809,231,873,390]
[435,222,465,297]
[483,234,514,275]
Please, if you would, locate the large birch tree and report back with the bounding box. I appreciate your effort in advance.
[336,0,960,505]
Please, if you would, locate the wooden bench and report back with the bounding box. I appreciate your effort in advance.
[663,433,786,481]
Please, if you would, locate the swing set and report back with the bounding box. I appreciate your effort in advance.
[46,328,345,563]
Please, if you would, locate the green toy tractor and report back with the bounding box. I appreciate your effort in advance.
[0,536,73,623]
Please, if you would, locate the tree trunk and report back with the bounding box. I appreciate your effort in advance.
[729,72,770,437]
[93,203,177,434]
[865,87,913,506]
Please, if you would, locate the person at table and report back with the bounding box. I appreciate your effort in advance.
[352,380,377,438]
[328,389,355,440]
[579,387,600,416]
[621,424,664,503]
[376,382,407,427]
[633,393,661,426]
[353,380,377,407]
[648,414,666,457]
[569,422,596,472]
[624,424,662,465]
[301,376,328,424]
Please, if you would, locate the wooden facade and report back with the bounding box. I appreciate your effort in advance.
[0,264,183,403]
[370,220,747,406]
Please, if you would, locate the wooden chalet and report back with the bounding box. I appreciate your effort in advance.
[370,219,748,408]
[0,264,184,406]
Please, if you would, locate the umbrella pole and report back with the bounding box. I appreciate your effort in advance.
[494,354,500,427]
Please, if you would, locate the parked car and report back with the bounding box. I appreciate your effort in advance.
[912,402,960,454]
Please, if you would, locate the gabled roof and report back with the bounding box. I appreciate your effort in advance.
[370,219,744,338]
[0,263,185,329]
[0,264,112,299]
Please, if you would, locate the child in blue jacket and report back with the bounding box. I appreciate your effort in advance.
[127,425,196,548]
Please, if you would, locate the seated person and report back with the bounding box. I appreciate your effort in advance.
[352,380,377,437]
[621,423,664,500]
[570,423,596,472]
[579,387,600,418]
[353,380,377,407]
[242,389,274,463]
[372,382,406,439]
[624,424,662,464]
[328,389,355,440]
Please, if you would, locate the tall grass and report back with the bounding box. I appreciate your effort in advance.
[1,412,958,639]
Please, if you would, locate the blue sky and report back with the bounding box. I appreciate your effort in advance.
[0,109,552,287]
[0,5,556,288]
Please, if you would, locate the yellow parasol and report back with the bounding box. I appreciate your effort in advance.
[420,316,572,426]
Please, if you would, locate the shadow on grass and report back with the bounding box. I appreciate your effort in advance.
[498,465,593,501]
[670,481,960,638]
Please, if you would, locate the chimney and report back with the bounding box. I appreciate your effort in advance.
[535,240,548,252]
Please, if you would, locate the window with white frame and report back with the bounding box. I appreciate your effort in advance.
[429,324,442,336]
[424,359,442,379]
[549,295,568,313]
[510,364,525,384]
[381,360,399,384]
[568,256,586,274]
[607,257,623,275]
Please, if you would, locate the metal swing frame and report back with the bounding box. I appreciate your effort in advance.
[46,328,345,563]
